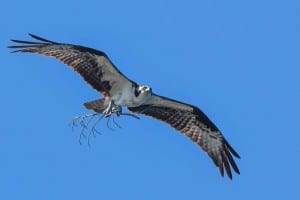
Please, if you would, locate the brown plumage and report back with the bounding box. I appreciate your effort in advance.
[128,94,240,179]
[8,34,130,97]
[8,34,240,179]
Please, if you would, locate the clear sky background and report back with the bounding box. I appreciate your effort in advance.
[1,0,299,199]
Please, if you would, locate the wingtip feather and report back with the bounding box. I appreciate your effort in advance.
[28,33,57,44]
[224,139,241,159]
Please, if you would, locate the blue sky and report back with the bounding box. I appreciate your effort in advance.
[1,0,299,199]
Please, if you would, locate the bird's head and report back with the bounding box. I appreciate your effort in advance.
[138,85,152,93]
[134,85,152,104]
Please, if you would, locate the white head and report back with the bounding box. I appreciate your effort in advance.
[134,85,152,105]
[138,85,152,93]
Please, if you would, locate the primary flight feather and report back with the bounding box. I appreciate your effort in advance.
[8,34,240,179]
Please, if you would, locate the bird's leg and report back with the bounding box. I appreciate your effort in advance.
[103,101,122,130]
[70,101,140,145]
[102,100,114,116]
[102,100,122,117]
[111,104,122,116]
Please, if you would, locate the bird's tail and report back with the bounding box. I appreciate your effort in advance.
[84,98,107,113]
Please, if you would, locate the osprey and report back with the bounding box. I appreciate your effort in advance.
[8,34,240,179]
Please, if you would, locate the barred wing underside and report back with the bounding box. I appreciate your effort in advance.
[128,94,240,179]
[8,34,131,96]
[8,34,240,179]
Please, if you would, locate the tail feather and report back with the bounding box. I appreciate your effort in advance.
[84,98,107,113]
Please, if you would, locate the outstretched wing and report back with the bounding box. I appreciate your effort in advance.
[128,94,240,179]
[8,34,132,97]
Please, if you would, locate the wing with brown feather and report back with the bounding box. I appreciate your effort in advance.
[128,94,240,179]
[8,34,132,97]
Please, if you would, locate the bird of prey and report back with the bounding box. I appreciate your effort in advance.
[8,34,240,179]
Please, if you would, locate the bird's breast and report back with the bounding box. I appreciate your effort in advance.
[111,85,136,106]
[111,84,149,107]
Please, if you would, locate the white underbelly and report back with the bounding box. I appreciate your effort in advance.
[111,84,151,107]
[111,86,137,107]
[112,92,134,106]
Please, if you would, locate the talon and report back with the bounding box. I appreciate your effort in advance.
[70,100,139,145]
[102,100,122,117]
